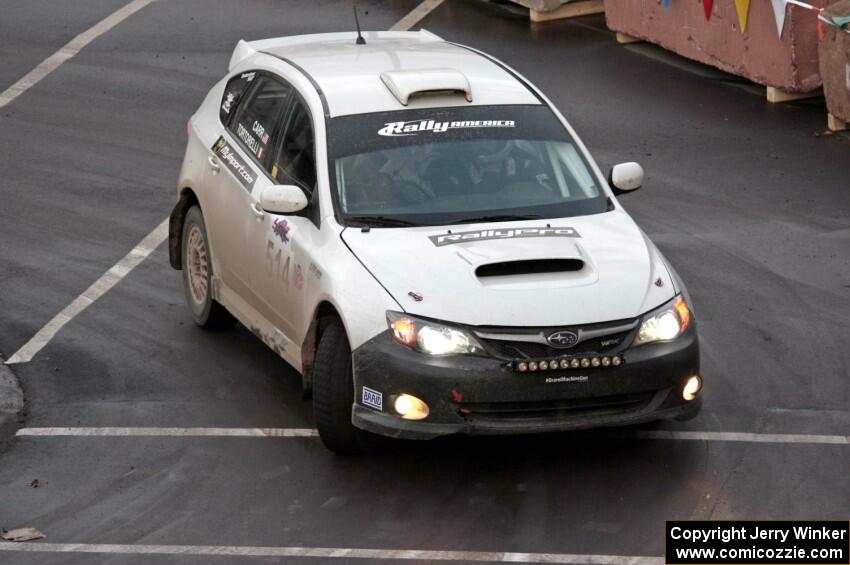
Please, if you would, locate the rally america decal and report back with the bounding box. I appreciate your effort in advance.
[212,136,256,190]
[429,226,581,247]
[378,119,515,137]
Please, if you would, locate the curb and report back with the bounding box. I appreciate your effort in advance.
[0,359,24,450]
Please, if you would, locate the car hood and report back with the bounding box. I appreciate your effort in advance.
[341,210,676,327]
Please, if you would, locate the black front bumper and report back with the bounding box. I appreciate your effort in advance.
[351,323,701,440]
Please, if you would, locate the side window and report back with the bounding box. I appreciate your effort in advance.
[272,96,316,193]
[227,75,293,172]
[219,71,258,124]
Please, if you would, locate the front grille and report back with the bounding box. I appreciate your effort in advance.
[474,319,637,360]
[481,334,629,358]
[458,392,653,422]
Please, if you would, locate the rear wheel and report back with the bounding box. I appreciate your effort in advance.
[181,206,234,329]
[312,318,381,455]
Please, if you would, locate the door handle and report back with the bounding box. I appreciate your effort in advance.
[207,156,220,174]
[251,201,265,220]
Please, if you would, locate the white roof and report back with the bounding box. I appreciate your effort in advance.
[238,31,540,117]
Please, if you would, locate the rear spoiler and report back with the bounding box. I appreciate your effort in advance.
[228,30,443,72]
[228,39,259,71]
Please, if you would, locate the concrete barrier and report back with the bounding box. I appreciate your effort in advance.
[605,0,835,96]
[819,1,850,129]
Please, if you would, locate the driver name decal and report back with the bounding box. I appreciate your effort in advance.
[429,227,580,247]
[378,119,515,137]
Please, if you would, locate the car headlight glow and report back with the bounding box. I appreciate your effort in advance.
[632,295,691,347]
[387,312,483,356]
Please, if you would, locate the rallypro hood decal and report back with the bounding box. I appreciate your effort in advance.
[342,212,676,327]
[429,226,580,247]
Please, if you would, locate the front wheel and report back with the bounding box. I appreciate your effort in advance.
[312,319,381,455]
[181,206,234,329]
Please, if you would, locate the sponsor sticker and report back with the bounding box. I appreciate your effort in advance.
[212,136,256,190]
[253,120,270,144]
[221,92,236,114]
[378,119,515,137]
[294,263,304,290]
[272,218,290,244]
[361,387,383,411]
[545,375,588,384]
[308,262,322,280]
[429,226,580,247]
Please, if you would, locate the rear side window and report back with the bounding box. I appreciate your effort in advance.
[219,71,258,124]
[227,75,293,171]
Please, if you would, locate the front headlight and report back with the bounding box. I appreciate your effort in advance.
[632,295,691,347]
[387,312,484,356]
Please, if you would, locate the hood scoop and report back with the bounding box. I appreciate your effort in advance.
[475,259,585,278]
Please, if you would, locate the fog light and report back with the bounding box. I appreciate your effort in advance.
[683,375,702,401]
[539,360,549,370]
[559,359,570,369]
[612,356,622,366]
[570,359,580,369]
[591,357,601,367]
[394,394,429,420]
[517,362,528,372]
[580,358,590,368]
[601,356,611,367]
[529,361,538,371]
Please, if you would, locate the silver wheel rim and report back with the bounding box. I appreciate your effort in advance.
[186,225,209,306]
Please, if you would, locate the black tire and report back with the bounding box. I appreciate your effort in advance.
[181,206,235,329]
[312,318,381,455]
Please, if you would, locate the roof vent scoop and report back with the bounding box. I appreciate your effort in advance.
[380,69,473,106]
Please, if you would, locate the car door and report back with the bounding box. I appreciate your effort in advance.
[205,72,292,308]
[249,91,320,344]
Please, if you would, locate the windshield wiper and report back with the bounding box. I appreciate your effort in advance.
[345,215,421,228]
[454,214,541,224]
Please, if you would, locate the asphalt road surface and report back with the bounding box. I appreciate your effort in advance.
[1,1,848,563]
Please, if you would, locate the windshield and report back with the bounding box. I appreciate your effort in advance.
[328,105,608,226]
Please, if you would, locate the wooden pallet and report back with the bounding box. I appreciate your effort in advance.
[615,32,643,44]
[766,86,823,104]
[530,0,604,22]
[828,113,848,131]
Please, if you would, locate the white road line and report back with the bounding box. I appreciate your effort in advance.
[6,220,168,365]
[390,0,445,31]
[0,0,156,108]
[3,0,161,365]
[16,427,318,438]
[627,430,850,445]
[14,427,850,445]
[0,542,661,564]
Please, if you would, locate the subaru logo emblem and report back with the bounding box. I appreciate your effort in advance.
[547,330,579,348]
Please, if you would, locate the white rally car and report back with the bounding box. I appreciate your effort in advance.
[169,30,702,454]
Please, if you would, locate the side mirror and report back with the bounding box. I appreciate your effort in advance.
[608,162,644,195]
[260,184,308,214]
